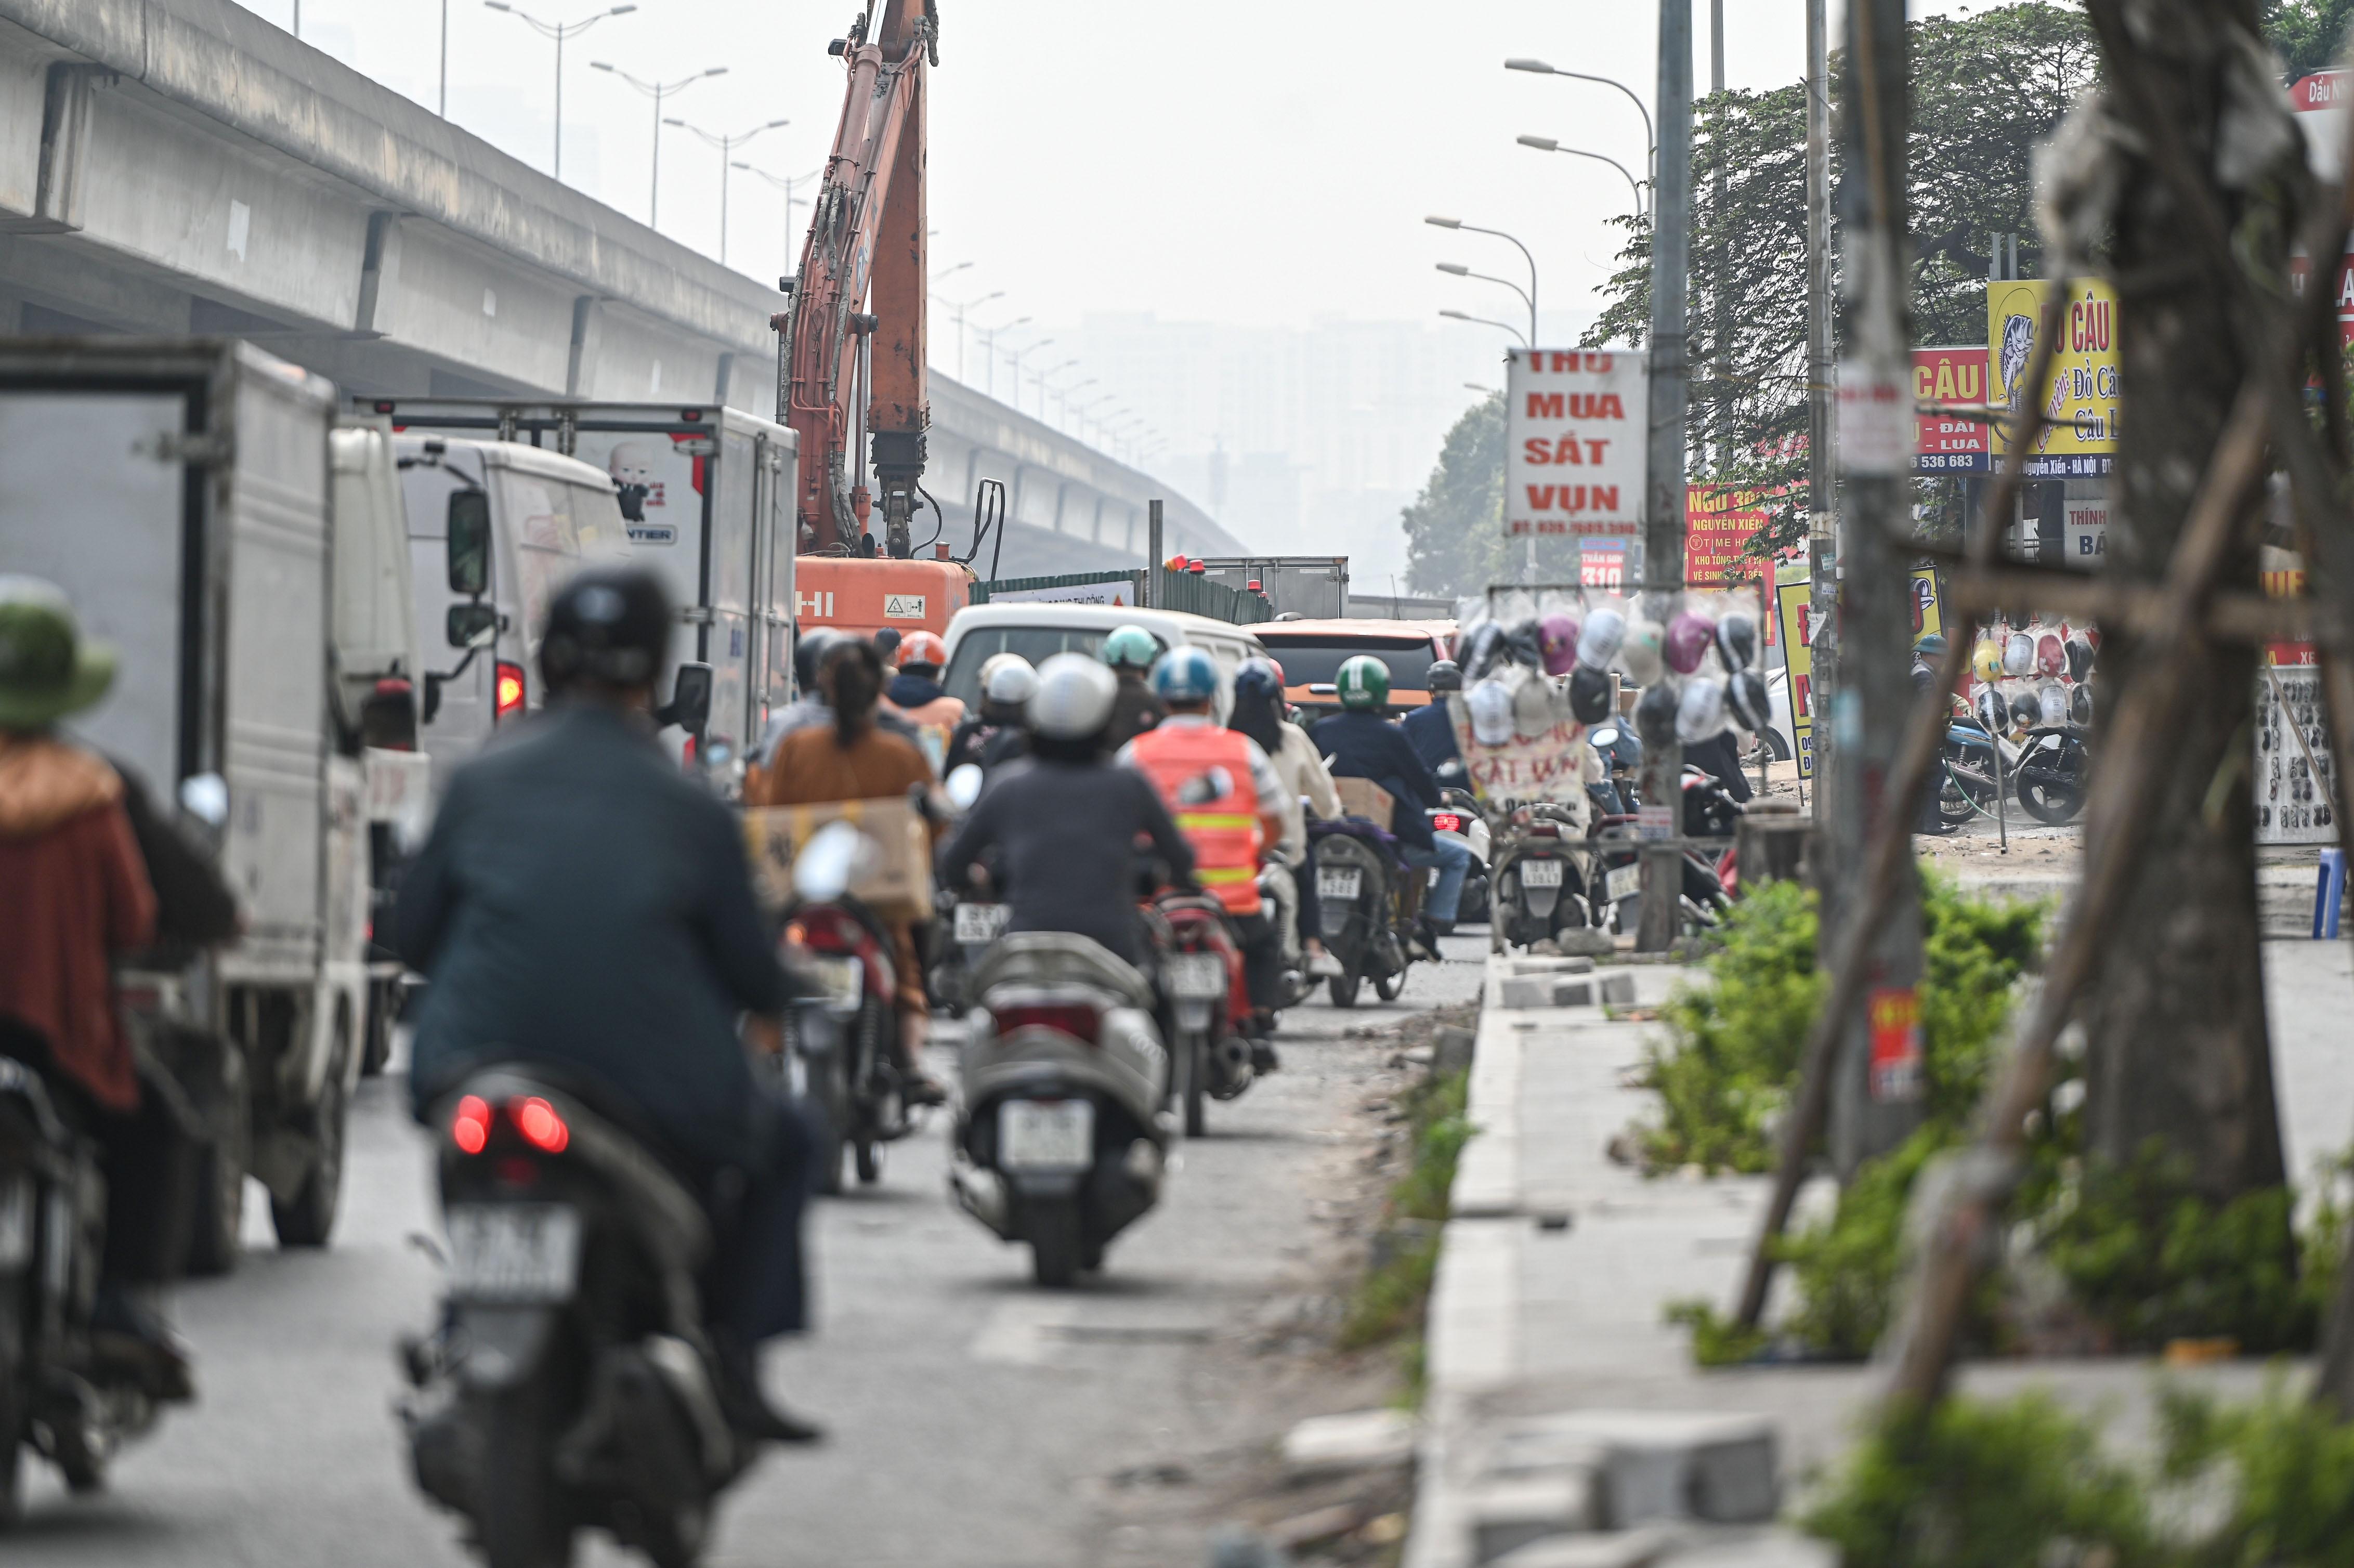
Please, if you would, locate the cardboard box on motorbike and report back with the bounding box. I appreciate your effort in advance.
[742,798,937,920]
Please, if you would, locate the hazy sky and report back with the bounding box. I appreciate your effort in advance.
[240,0,1924,344]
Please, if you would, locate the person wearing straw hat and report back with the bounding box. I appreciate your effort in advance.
[0,577,197,1394]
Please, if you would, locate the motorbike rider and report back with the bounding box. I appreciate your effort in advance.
[0,578,199,1396]
[747,626,925,791]
[395,567,822,1445]
[1228,658,1345,981]
[1590,722,1643,817]
[944,652,1036,778]
[937,654,1198,965]
[883,630,964,772]
[744,636,952,1108]
[1309,654,1470,962]
[1402,658,1463,772]
[1102,623,1168,748]
[1118,647,1289,1059]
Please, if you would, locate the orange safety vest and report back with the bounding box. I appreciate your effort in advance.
[1129,723,1265,917]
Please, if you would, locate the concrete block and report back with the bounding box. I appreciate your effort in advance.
[1281,1407,1416,1478]
[1466,1470,1603,1564]
[1508,956,1597,975]
[1499,1413,1777,1527]
[1499,976,1561,1009]
[1490,1528,1683,1568]
[1656,1530,1836,1568]
[1502,971,1640,1010]
[1435,1026,1477,1075]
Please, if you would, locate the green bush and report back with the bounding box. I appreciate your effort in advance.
[2159,1381,2354,1567]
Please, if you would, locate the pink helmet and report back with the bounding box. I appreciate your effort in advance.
[1537,613,1580,676]
[1665,611,1717,675]
[2035,632,2064,677]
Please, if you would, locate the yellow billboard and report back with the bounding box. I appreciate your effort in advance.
[1986,279,2118,478]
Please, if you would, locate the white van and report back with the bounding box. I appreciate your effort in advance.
[940,603,1268,716]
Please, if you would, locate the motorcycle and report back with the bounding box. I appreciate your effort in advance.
[1309,819,1414,1008]
[949,933,1173,1287]
[400,1071,752,1568]
[1256,851,1320,1012]
[1430,787,1493,925]
[2011,726,2088,825]
[0,1053,183,1521]
[1487,799,1597,953]
[1147,888,1254,1138]
[1588,766,1742,939]
[927,884,1008,1017]
[778,822,920,1195]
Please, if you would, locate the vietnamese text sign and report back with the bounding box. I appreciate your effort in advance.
[1776,572,1817,780]
[1989,279,2119,478]
[1913,346,1992,474]
[1684,486,1774,593]
[1506,348,1646,540]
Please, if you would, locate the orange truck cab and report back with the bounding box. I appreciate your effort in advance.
[794,556,975,642]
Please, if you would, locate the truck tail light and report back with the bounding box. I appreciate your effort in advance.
[494,661,527,722]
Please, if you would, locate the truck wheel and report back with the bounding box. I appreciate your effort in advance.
[272,1040,348,1249]
[185,1049,250,1278]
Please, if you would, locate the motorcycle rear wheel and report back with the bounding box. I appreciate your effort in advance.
[1029,1200,1085,1289]
[1183,1036,1207,1139]
[1373,969,1404,1002]
[855,1138,883,1186]
[476,1377,577,1568]
[185,1046,249,1277]
[810,1051,849,1198]
[1327,970,1362,1008]
[0,1353,21,1527]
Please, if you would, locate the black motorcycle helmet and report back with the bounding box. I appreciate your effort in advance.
[1635,678,1681,749]
[541,568,671,694]
[1428,658,1462,694]
[793,626,848,691]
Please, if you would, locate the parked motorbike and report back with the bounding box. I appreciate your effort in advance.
[949,934,1172,1287]
[1148,888,1254,1137]
[1309,820,1413,1007]
[1430,787,1492,925]
[2011,726,2088,825]
[399,1071,752,1568]
[1588,766,1742,938]
[1487,800,1596,952]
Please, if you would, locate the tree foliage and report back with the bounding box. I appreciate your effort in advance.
[2268,0,2354,74]
[1397,391,1588,598]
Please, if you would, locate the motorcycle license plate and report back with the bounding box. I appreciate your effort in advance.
[1317,868,1362,901]
[806,955,863,1009]
[0,1175,29,1269]
[954,901,1009,944]
[1606,864,1642,903]
[999,1099,1094,1170]
[1521,859,1564,889]
[1168,952,1228,1000]
[446,1204,583,1304]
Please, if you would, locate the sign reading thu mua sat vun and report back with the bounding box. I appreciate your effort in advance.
[1506,348,1646,543]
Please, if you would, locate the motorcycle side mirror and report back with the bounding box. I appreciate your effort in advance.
[179,771,230,829]
[658,661,714,735]
[944,763,986,811]
[794,820,874,904]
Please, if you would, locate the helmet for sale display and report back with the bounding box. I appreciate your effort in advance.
[1102,624,1160,672]
[1512,671,1557,737]
[1503,617,1546,670]
[1716,612,1759,672]
[979,654,1039,715]
[2009,690,2040,728]
[2004,630,2035,677]
[1336,654,1392,711]
[1149,645,1221,704]
[1234,656,1284,701]
[1467,677,1514,746]
[2035,632,2064,677]
[1676,677,1729,744]
[1972,637,2004,684]
[2038,682,2068,727]
[1621,618,1666,686]
[1576,607,1626,672]
[1537,615,1579,676]
[896,630,947,672]
[2065,636,2094,684]
[1728,669,1772,733]
[1426,658,1463,694]
[1030,653,1118,740]
[1635,677,1681,748]
[542,567,671,690]
[1568,664,1615,725]
[1665,611,1717,676]
[2071,684,2094,725]
[1975,686,2007,736]
[1458,620,1506,681]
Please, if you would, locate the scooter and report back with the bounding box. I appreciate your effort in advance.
[950,933,1173,1287]
[400,1070,755,1568]
[1487,798,1598,953]
[1309,819,1414,1007]
[1587,767,1743,938]
[1147,888,1254,1138]
[1430,787,1493,925]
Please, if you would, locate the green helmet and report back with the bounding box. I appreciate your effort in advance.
[1336,654,1391,711]
[1102,624,1159,672]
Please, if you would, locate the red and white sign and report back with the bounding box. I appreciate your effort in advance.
[1579,543,1626,590]
[1912,346,1992,473]
[1505,348,1646,541]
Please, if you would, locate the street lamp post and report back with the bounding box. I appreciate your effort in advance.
[1425,217,1538,343]
[593,63,726,226]
[735,163,821,280]
[1005,337,1057,415]
[1438,308,1529,347]
[973,315,1030,400]
[1051,375,1096,430]
[667,117,789,264]
[930,287,1003,382]
[1436,262,1536,341]
[1516,136,1648,218]
[1503,58,1657,176]
[484,1,637,181]
[1029,357,1079,419]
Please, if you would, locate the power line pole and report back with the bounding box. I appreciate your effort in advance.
[1805,0,1835,797]
[1637,0,1693,952]
[1826,0,1926,1172]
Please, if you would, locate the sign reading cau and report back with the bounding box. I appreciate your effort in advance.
[1505,348,1646,542]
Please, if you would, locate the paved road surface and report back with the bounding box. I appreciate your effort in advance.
[8,937,1485,1568]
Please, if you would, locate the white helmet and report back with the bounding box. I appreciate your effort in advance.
[980,652,1039,710]
[1030,652,1117,740]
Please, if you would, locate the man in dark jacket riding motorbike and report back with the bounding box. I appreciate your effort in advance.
[1309,655,1471,961]
[394,567,821,1444]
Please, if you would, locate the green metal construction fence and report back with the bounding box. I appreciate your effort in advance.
[969,568,1274,625]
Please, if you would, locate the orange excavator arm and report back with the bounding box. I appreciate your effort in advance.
[774,0,937,559]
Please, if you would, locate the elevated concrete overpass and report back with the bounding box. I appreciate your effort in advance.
[0,0,1241,573]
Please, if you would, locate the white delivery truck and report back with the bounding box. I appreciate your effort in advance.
[0,339,409,1269]
[361,397,795,779]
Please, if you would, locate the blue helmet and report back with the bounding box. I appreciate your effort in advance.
[1233,656,1283,701]
[1150,645,1220,703]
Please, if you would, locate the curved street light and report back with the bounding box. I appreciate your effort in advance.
[592,62,726,225]
[1440,307,1530,347]
[734,162,822,281]
[666,116,789,265]
[1437,261,1536,332]
[1518,135,1648,218]
[928,287,1003,382]
[486,1,637,180]
[1426,216,1538,342]
[1505,58,1656,175]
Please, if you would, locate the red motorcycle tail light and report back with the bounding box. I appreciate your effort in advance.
[1431,813,1462,834]
[509,1096,570,1155]
[494,660,527,721]
[994,1003,1101,1044]
[1528,823,1561,839]
[452,1094,492,1155]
